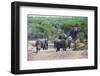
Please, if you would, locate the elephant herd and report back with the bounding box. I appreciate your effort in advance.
[35,27,81,53]
[35,35,72,53]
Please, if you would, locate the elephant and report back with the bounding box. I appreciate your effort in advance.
[54,38,66,51]
[69,27,80,40]
[54,35,72,52]
[35,38,48,53]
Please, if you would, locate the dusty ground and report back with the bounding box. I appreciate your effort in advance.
[28,40,88,61]
[27,49,88,61]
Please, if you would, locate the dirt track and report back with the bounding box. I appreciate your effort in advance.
[27,49,88,61]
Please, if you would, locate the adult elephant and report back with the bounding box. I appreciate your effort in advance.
[54,34,72,52]
[54,34,68,52]
[54,38,67,52]
[69,27,80,40]
[35,38,48,53]
[69,27,81,50]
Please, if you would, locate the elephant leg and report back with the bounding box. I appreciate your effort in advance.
[43,46,45,50]
[69,44,71,49]
[36,47,40,53]
[63,48,66,51]
[56,48,60,52]
[36,48,38,53]
[67,44,70,49]
[46,46,48,50]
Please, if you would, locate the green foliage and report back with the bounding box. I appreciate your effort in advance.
[28,16,88,41]
[60,17,88,34]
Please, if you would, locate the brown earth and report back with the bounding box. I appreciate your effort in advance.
[27,49,88,61]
